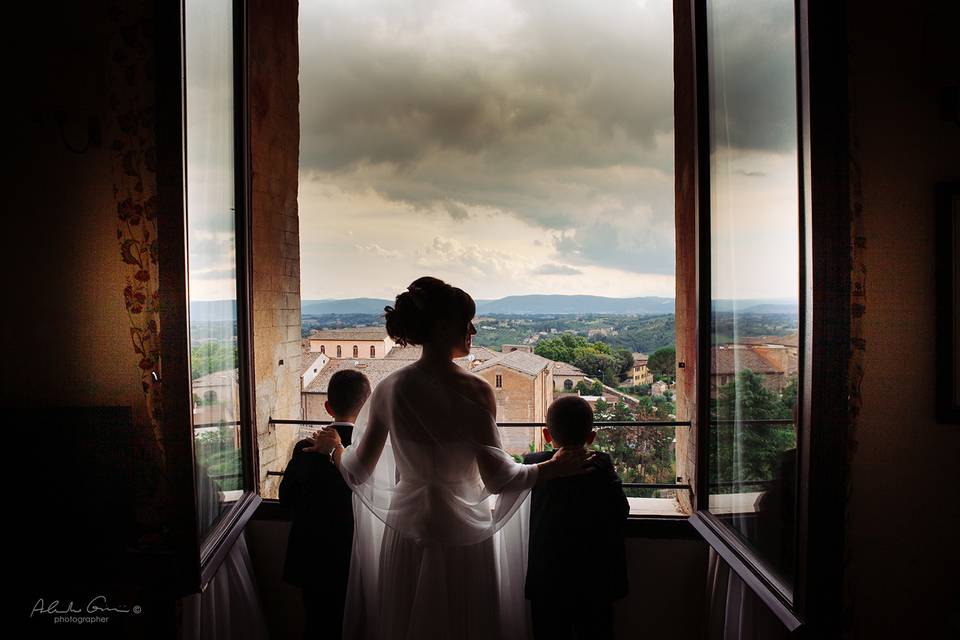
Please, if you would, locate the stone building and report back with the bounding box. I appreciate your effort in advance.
[308,326,395,359]
[736,334,800,377]
[630,352,654,386]
[710,346,787,394]
[551,360,588,392]
[473,350,554,454]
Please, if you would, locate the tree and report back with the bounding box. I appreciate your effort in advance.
[191,340,238,379]
[709,369,797,486]
[574,380,604,396]
[535,334,632,386]
[647,345,676,379]
[534,334,590,363]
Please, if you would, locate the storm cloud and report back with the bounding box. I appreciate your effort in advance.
[298,0,678,295]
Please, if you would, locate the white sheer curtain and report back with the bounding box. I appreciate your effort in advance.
[706,549,789,640]
[180,533,269,640]
[339,367,536,640]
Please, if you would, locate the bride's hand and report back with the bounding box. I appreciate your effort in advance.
[547,446,596,478]
[303,426,342,455]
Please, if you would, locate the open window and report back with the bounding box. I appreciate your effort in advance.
[157,0,260,592]
[681,0,849,632]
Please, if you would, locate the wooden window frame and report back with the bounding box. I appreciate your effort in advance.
[681,0,849,634]
[155,0,261,594]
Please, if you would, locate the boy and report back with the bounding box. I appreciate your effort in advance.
[523,395,629,640]
[280,369,371,640]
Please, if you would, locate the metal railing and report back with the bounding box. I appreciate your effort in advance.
[267,418,693,496]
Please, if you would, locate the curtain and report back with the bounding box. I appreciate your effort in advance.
[180,532,269,640]
[706,548,788,640]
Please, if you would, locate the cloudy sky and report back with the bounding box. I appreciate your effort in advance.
[296,0,799,302]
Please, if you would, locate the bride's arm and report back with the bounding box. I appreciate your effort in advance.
[340,405,388,482]
[473,383,590,492]
[308,389,389,485]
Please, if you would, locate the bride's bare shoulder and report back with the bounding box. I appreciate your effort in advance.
[459,369,496,415]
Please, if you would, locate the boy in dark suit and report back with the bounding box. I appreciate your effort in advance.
[280,369,371,640]
[523,395,630,640]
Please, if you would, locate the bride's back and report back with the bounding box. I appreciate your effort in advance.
[380,362,495,485]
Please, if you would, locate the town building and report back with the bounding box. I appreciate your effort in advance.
[473,350,554,453]
[630,352,654,386]
[307,326,395,359]
[710,345,787,394]
[551,360,588,392]
[300,343,551,454]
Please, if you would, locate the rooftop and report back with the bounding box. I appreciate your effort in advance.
[309,326,390,341]
[474,349,552,377]
[731,333,799,348]
[551,360,586,376]
[712,347,783,375]
[304,358,412,393]
[384,344,500,363]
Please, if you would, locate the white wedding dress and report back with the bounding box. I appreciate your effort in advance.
[337,362,538,640]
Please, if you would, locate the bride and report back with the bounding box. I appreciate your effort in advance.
[308,276,591,640]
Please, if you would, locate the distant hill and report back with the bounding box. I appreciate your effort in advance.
[475,295,676,315]
[190,300,237,322]
[711,299,798,314]
[301,295,677,316]
[204,295,796,318]
[301,298,391,315]
[301,295,798,316]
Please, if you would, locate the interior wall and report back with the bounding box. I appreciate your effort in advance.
[246,519,708,640]
[5,0,167,517]
[845,2,960,637]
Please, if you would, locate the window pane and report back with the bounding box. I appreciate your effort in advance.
[706,0,800,588]
[185,0,243,540]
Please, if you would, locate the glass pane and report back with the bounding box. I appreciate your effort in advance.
[706,0,800,589]
[185,0,243,540]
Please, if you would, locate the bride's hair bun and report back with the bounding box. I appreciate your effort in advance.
[384,276,475,347]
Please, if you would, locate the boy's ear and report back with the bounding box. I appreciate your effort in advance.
[586,430,597,445]
[324,400,333,416]
[542,427,553,444]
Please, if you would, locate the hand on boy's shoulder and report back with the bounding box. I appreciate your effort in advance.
[522,450,554,465]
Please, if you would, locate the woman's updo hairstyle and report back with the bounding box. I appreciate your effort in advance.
[384,276,476,347]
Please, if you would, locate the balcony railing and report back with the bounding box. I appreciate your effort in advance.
[267,418,692,498]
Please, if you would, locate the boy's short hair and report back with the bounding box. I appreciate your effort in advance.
[327,369,371,417]
[546,395,594,446]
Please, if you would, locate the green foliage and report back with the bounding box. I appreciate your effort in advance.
[648,346,676,379]
[587,397,677,497]
[194,426,241,491]
[574,380,604,396]
[711,313,798,345]
[535,334,632,385]
[191,340,237,379]
[709,370,798,489]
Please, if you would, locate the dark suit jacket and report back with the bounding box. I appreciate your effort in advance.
[279,424,354,589]
[523,449,629,603]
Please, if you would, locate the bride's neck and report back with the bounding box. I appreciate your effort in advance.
[419,343,456,367]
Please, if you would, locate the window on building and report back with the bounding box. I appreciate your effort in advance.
[353,345,359,358]
[495,375,502,389]
[320,345,325,354]
[370,345,376,358]
[564,379,573,391]
[336,345,341,358]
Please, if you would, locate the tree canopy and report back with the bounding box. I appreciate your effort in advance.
[647,345,676,379]
[534,334,634,385]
